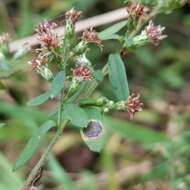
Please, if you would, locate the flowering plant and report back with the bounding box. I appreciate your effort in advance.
[0,0,185,189]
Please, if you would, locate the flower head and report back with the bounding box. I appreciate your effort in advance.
[39,33,59,49]
[126,3,148,20]
[82,28,102,47]
[145,20,167,45]
[35,21,59,49]
[35,21,57,35]
[65,8,82,23]
[72,65,92,81]
[0,33,10,44]
[126,93,143,119]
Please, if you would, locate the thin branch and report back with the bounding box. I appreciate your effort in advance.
[9,8,127,53]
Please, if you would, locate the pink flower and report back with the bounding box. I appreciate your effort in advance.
[39,33,59,49]
[126,3,148,20]
[126,93,143,119]
[35,21,59,49]
[82,28,102,47]
[145,20,167,45]
[72,65,92,81]
[35,21,57,36]
[65,8,82,23]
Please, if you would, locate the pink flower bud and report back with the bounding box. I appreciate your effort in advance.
[72,65,92,81]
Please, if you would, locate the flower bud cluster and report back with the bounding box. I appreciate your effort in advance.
[96,93,143,119]
[126,2,149,32]
[36,21,59,49]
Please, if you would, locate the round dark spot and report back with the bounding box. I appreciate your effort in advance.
[83,120,103,138]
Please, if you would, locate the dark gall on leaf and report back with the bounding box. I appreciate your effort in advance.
[83,120,103,139]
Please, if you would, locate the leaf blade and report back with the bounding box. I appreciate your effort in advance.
[27,91,50,106]
[98,20,127,40]
[49,71,65,98]
[63,104,88,128]
[13,120,56,171]
[108,53,129,101]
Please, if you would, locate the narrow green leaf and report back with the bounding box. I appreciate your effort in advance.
[0,153,23,190]
[105,117,168,147]
[98,20,127,40]
[63,103,88,128]
[49,71,65,98]
[13,120,56,171]
[27,92,50,106]
[49,155,77,190]
[108,53,129,101]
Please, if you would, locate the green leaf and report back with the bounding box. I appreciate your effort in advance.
[49,155,77,190]
[81,120,106,152]
[93,70,104,81]
[0,153,23,190]
[108,53,129,101]
[105,117,168,148]
[13,120,56,171]
[98,20,127,40]
[49,71,65,98]
[84,107,103,121]
[27,92,50,106]
[63,103,88,128]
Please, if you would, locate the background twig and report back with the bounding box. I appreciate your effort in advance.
[9,8,127,53]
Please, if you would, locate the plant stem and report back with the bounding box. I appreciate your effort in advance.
[24,119,68,187]
[23,26,71,188]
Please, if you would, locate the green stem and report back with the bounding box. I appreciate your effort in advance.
[24,119,68,187]
[23,25,72,188]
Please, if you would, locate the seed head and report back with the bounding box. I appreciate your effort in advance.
[145,20,167,45]
[65,8,82,23]
[72,65,92,81]
[126,93,143,119]
[82,28,102,47]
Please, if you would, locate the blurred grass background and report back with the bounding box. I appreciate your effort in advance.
[0,0,190,189]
